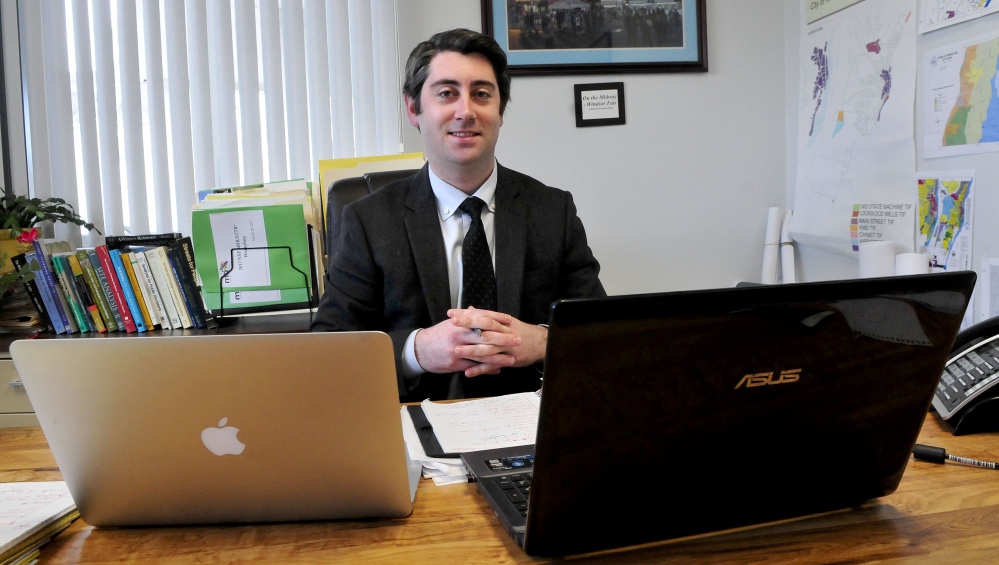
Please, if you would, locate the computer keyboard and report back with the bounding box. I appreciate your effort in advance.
[491,473,532,516]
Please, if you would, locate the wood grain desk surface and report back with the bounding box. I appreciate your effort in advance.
[3,414,998,564]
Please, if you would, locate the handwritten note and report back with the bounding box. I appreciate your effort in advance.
[1,482,75,555]
[420,392,541,453]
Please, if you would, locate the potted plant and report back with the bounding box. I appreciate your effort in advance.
[0,186,101,297]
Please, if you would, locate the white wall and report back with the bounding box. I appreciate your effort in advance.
[397,1,789,296]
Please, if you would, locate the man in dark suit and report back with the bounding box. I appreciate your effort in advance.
[312,29,605,401]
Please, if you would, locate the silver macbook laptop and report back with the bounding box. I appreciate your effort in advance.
[11,332,420,527]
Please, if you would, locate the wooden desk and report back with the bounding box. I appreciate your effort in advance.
[3,414,998,564]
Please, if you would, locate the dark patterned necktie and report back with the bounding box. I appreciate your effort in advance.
[458,197,497,311]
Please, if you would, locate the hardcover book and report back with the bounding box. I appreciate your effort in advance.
[77,250,118,332]
[144,246,187,328]
[13,253,57,334]
[31,241,74,333]
[174,237,213,324]
[51,255,90,332]
[95,246,137,332]
[166,244,205,327]
[133,252,172,330]
[87,249,126,331]
[67,253,106,333]
[121,252,154,329]
[105,232,182,250]
[108,249,147,332]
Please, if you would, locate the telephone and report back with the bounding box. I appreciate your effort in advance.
[932,316,999,435]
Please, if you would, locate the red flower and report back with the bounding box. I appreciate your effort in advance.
[16,228,38,243]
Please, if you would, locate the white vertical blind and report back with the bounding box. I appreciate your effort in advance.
[40,0,80,246]
[70,0,105,245]
[91,0,124,240]
[9,0,402,239]
[164,0,196,238]
[347,0,375,157]
[304,0,333,174]
[260,0,287,181]
[371,0,400,155]
[280,0,310,180]
[142,0,167,235]
[116,0,150,241]
[185,0,215,195]
[207,1,238,187]
[234,1,263,185]
[326,0,353,158]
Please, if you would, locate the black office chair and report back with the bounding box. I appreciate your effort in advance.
[325,169,418,258]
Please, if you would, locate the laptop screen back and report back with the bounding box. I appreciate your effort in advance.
[12,331,417,526]
[523,272,975,556]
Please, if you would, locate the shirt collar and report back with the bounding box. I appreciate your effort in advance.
[428,162,498,221]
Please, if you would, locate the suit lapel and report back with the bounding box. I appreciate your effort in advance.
[494,165,526,317]
[404,168,452,323]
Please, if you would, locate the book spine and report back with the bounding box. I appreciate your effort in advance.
[175,237,212,323]
[67,253,107,333]
[78,250,118,332]
[108,249,147,332]
[31,241,74,333]
[88,249,125,331]
[134,252,172,329]
[121,252,154,329]
[167,245,205,327]
[105,232,182,249]
[52,256,90,332]
[10,253,55,334]
[24,251,65,333]
[144,247,186,328]
[167,257,201,328]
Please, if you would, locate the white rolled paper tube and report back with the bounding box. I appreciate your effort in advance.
[895,252,930,276]
[858,241,896,278]
[761,207,783,284]
[780,209,796,284]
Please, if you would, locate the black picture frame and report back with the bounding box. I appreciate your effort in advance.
[481,0,708,76]
[574,82,626,127]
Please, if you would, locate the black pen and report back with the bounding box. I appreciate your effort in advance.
[913,444,999,470]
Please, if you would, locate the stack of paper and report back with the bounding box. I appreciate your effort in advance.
[0,482,77,565]
[400,392,541,486]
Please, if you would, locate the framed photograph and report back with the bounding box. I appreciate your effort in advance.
[574,82,625,127]
[481,0,708,76]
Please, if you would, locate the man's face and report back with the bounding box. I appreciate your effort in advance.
[405,51,503,184]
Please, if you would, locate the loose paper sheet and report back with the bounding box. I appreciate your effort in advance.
[419,392,542,454]
[209,209,271,288]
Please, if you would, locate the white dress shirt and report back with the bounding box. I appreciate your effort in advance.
[401,162,498,376]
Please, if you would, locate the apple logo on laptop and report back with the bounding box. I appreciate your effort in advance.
[201,417,246,456]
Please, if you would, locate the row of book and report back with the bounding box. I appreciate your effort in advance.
[12,233,212,334]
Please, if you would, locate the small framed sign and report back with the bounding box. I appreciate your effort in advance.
[574,82,625,128]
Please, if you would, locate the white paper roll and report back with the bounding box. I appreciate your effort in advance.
[858,241,896,278]
[780,209,795,284]
[761,207,783,284]
[895,252,930,276]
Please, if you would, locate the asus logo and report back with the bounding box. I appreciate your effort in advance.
[734,369,802,389]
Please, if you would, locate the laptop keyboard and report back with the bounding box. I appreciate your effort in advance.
[493,473,532,516]
[482,454,535,518]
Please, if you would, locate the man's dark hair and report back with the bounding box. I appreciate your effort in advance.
[402,28,511,116]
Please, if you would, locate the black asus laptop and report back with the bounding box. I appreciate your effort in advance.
[461,272,976,557]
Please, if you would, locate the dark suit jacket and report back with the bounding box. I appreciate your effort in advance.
[311,163,605,401]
